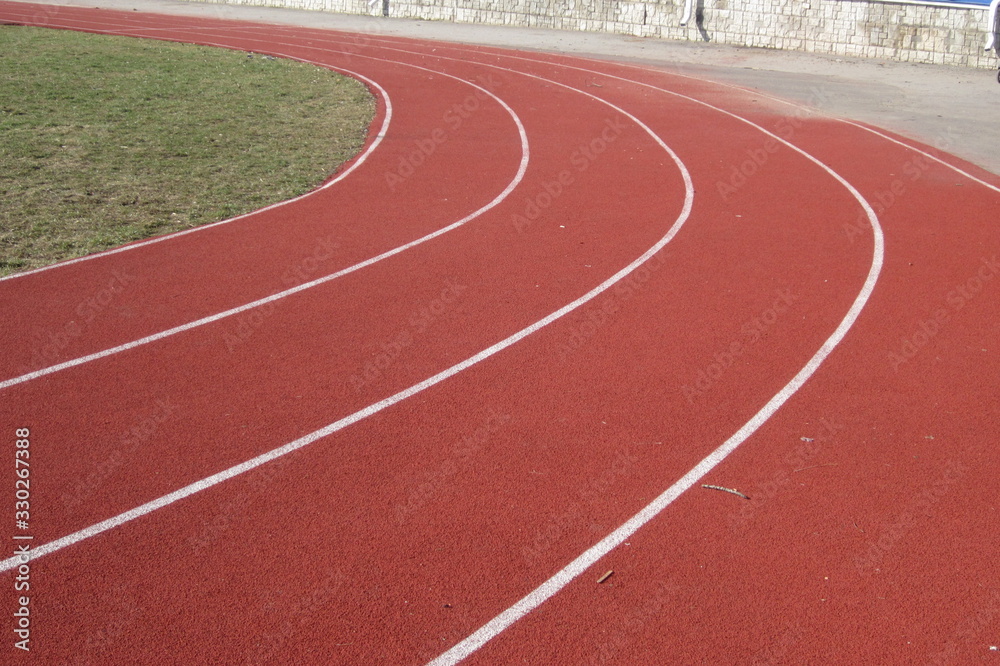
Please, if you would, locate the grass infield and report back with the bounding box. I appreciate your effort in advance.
[0,25,375,276]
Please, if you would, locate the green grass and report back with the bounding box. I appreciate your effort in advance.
[0,26,375,276]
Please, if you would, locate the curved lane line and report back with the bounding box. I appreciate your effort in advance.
[621,58,1000,194]
[420,54,884,665]
[0,47,530,391]
[0,49,695,574]
[841,120,1000,194]
[474,44,1000,194]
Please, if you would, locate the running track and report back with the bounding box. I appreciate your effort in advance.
[1,3,999,663]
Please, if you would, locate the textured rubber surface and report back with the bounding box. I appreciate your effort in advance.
[1,4,998,663]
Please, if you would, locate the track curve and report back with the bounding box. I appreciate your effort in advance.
[1,3,998,664]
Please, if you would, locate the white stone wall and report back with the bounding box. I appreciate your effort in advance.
[193,0,999,68]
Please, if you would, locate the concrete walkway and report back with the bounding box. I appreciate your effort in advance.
[13,0,1000,174]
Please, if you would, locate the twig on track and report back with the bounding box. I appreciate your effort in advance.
[701,484,750,500]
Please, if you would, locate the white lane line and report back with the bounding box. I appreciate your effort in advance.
[0,44,695,574]
[420,57,883,665]
[0,59,389,284]
[636,61,1000,194]
[0,41,530,391]
[492,46,1000,195]
[840,120,1000,194]
[608,57,1000,194]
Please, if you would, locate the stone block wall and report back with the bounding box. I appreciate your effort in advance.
[193,0,1000,68]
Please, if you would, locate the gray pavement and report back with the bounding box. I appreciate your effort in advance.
[12,0,1000,174]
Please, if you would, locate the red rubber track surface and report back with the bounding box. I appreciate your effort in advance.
[1,4,999,663]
